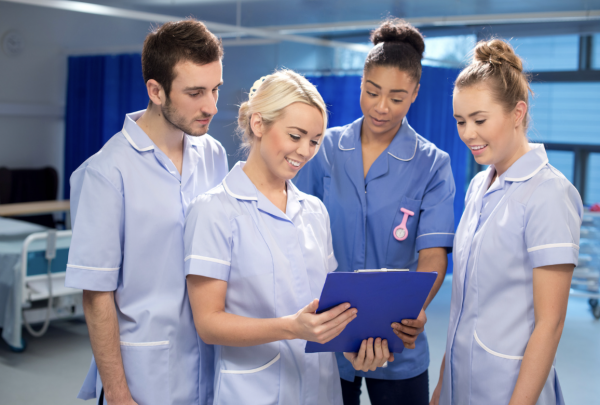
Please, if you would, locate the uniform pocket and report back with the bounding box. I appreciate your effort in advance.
[120,341,170,405]
[471,331,521,405]
[386,195,422,267]
[216,353,281,405]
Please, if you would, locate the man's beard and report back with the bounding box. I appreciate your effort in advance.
[161,97,211,137]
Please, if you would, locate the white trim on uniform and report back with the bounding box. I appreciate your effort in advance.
[388,137,418,162]
[222,178,258,201]
[67,264,120,272]
[221,353,281,374]
[184,255,231,266]
[328,251,335,259]
[474,331,523,360]
[122,128,154,152]
[527,243,580,253]
[338,131,355,151]
[505,159,548,182]
[416,232,455,239]
[120,340,169,347]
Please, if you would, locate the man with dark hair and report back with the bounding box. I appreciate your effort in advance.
[66,19,227,405]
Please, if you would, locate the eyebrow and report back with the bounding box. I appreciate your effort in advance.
[287,126,307,135]
[366,80,408,94]
[183,81,223,91]
[454,110,489,119]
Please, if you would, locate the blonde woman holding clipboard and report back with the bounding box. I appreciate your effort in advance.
[184,70,391,405]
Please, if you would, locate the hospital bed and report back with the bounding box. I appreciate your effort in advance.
[0,218,83,351]
[571,211,600,319]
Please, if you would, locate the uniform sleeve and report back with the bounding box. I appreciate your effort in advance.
[525,178,583,268]
[184,194,232,281]
[293,143,330,200]
[65,167,124,291]
[415,154,456,252]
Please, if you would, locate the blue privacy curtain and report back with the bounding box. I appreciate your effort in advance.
[307,66,467,272]
[64,53,147,198]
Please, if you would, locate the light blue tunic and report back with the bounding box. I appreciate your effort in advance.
[65,111,228,405]
[184,162,343,405]
[294,117,456,380]
[441,144,582,405]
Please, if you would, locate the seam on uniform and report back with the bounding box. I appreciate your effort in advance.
[184,255,231,266]
[221,353,281,374]
[67,264,119,272]
[122,128,154,152]
[416,232,455,239]
[527,243,579,253]
[120,341,169,347]
[474,331,523,360]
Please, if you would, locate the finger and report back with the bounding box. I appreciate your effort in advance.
[388,352,395,362]
[373,338,383,363]
[318,302,352,322]
[391,322,422,336]
[381,340,391,367]
[322,307,357,330]
[365,338,375,371]
[400,318,425,329]
[343,352,357,362]
[319,313,357,343]
[302,299,320,314]
[393,329,417,347]
[354,339,367,369]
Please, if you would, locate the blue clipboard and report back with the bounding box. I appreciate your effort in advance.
[305,270,436,354]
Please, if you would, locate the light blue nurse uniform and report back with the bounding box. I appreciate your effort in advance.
[184,162,343,405]
[440,144,582,405]
[65,110,228,405]
[294,117,456,381]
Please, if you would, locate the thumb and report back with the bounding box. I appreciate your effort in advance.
[303,299,319,313]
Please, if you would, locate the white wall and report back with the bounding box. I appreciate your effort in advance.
[0,1,343,197]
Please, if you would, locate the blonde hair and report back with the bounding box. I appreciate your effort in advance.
[237,69,328,152]
[455,39,533,129]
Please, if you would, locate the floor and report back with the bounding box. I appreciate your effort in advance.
[1,277,598,404]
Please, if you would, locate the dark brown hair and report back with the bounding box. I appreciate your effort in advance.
[142,19,224,99]
[364,18,425,83]
[455,39,533,128]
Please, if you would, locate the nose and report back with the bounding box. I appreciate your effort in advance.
[463,122,478,141]
[202,93,219,117]
[374,98,389,115]
[297,139,311,159]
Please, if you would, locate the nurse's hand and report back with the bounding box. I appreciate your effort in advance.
[343,338,394,372]
[288,299,357,344]
[391,308,427,349]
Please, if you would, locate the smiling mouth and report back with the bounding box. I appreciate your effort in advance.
[285,157,301,167]
[470,144,488,151]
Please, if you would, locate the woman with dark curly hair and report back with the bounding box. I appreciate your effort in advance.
[295,19,456,405]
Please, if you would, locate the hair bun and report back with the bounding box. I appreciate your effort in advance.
[370,18,425,59]
[474,39,523,72]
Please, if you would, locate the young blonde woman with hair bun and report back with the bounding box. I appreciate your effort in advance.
[431,39,582,405]
[183,70,387,405]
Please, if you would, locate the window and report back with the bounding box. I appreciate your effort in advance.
[529,82,600,145]
[585,153,600,205]
[423,35,476,68]
[509,35,579,72]
[546,150,574,183]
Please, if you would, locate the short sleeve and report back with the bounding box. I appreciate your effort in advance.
[525,178,583,268]
[184,193,232,281]
[415,154,456,252]
[65,167,124,291]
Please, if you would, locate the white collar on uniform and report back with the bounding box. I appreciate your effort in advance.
[502,143,549,183]
[222,161,306,202]
[338,116,418,161]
